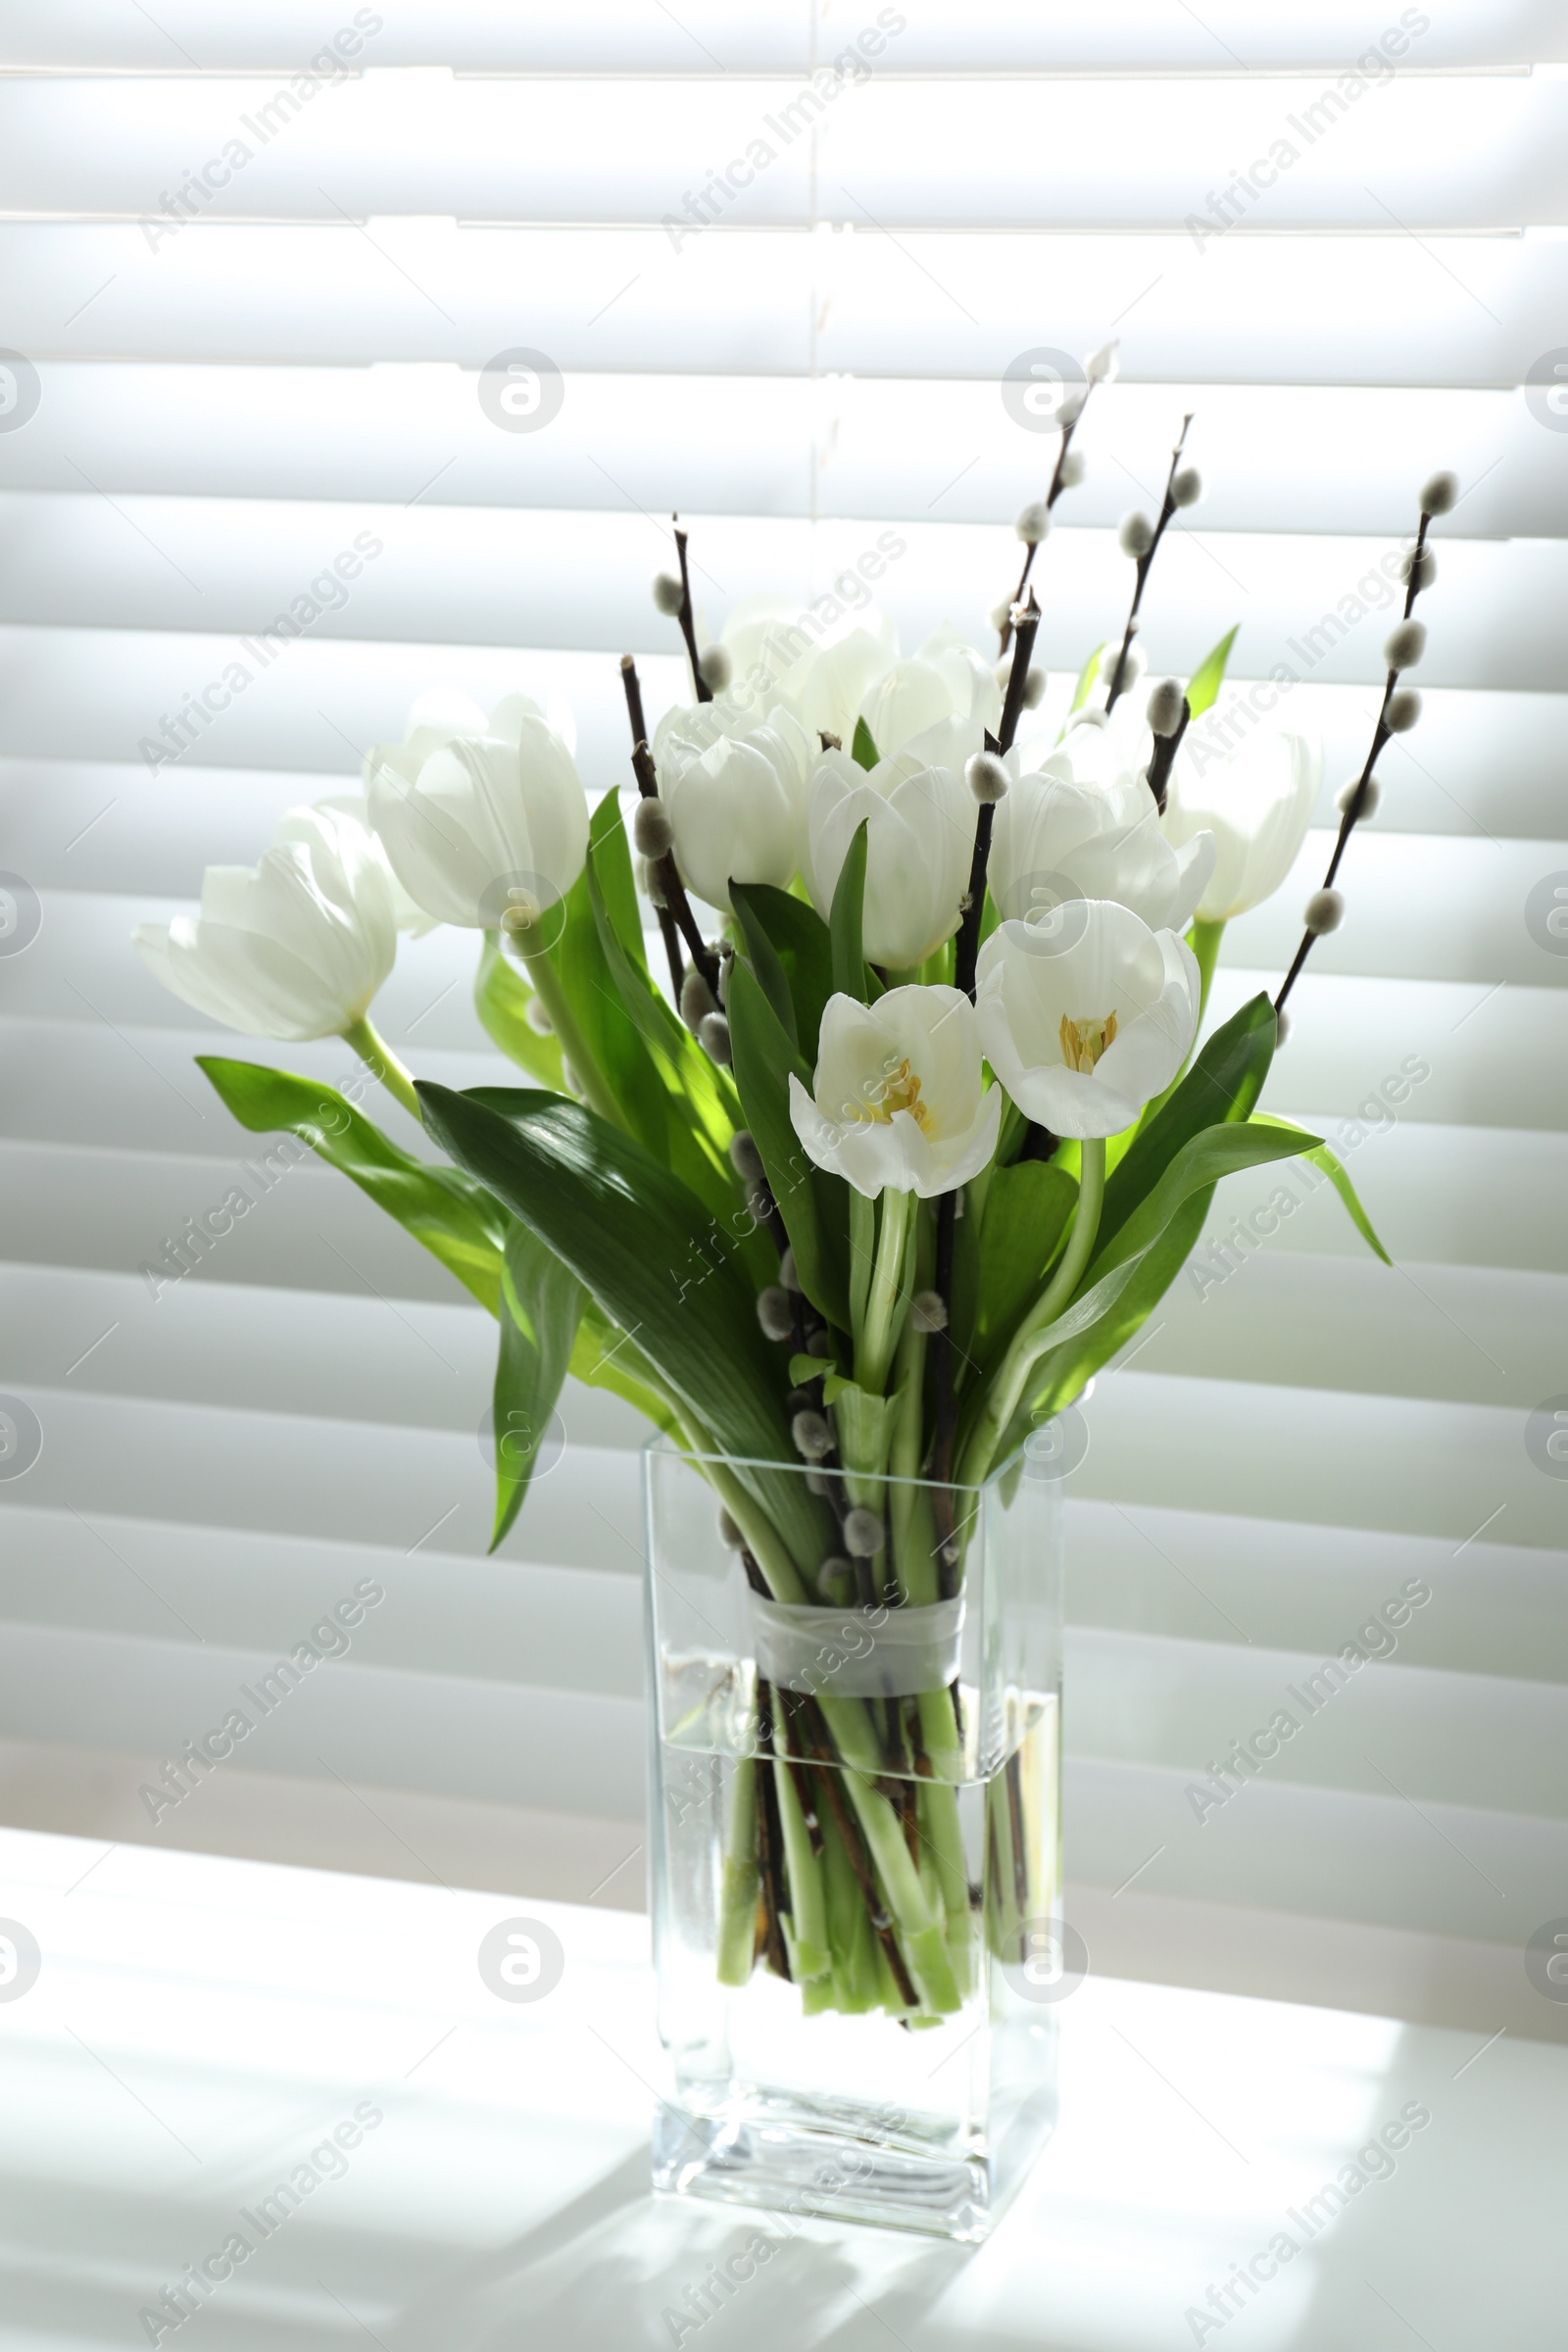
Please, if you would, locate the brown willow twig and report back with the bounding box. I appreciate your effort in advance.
[628,737,721,996]
[618,655,685,996]
[1144,698,1191,814]
[998,373,1103,659]
[926,592,1041,1554]
[672,515,713,704]
[1103,413,1192,713]
[1275,504,1435,1016]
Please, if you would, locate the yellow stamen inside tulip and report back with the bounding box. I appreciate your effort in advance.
[1059,1011,1118,1074]
[858,1056,931,1132]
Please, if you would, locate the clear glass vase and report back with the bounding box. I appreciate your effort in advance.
[644,1435,1064,2242]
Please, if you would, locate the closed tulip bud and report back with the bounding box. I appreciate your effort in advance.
[368,710,589,934]
[680,966,719,1029]
[1015,500,1051,545]
[653,698,814,913]
[632,796,674,859]
[1085,340,1120,385]
[966,750,1010,804]
[843,1506,885,1557]
[1338,774,1382,819]
[728,1128,765,1181]
[699,1010,732,1065]
[1303,887,1345,936]
[653,571,684,615]
[1383,619,1427,673]
[779,1245,801,1292]
[1171,466,1203,509]
[791,1409,833,1460]
[698,643,732,692]
[1385,689,1422,733]
[1147,677,1186,737]
[133,805,396,1044]
[804,720,980,968]
[717,1507,745,1550]
[1118,510,1154,561]
[910,1290,948,1334]
[1164,731,1320,920]
[1400,547,1437,592]
[523,994,554,1035]
[1058,447,1086,488]
[1419,469,1459,516]
[757,1286,794,1342]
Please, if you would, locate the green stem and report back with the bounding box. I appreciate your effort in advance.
[856,1187,913,1395]
[342,1016,421,1122]
[958,1135,1106,1491]
[701,1460,809,1604]
[715,1758,760,1984]
[848,1188,875,1343]
[1190,915,1226,1026]
[774,1763,829,1979]
[505,933,627,1132]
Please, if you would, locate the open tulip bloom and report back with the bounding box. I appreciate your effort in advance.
[142,435,1436,2028]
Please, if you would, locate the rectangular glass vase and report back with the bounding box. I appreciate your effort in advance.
[644,1436,1064,2243]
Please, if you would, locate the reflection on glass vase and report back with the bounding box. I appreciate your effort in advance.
[644,1434,1067,2243]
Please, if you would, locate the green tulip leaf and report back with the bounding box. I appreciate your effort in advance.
[851,716,880,771]
[973,1159,1079,1358]
[725,957,852,1331]
[1250,1117,1393,1265]
[729,880,799,1046]
[584,816,763,1259]
[728,881,835,1067]
[416,1081,832,1578]
[1186,624,1240,720]
[829,816,871,1004]
[490,1222,586,1551]
[196,1055,508,1313]
[1099,991,1276,1258]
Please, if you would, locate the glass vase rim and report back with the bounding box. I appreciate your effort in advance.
[641,1430,1034,1498]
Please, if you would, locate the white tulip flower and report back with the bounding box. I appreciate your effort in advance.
[1161,731,1321,921]
[312,794,436,936]
[976,901,1200,1139]
[765,605,901,746]
[360,687,490,801]
[991,728,1215,935]
[788,985,1002,1200]
[802,716,978,970]
[133,805,396,1043]
[651,697,813,910]
[858,624,1003,760]
[368,710,589,931]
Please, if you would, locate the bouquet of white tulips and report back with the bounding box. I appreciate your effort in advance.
[135,398,1457,2023]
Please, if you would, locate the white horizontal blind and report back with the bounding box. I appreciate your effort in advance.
[0,3,1564,2019]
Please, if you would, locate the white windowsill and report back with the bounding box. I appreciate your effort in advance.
[1,1823,1562,2351]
